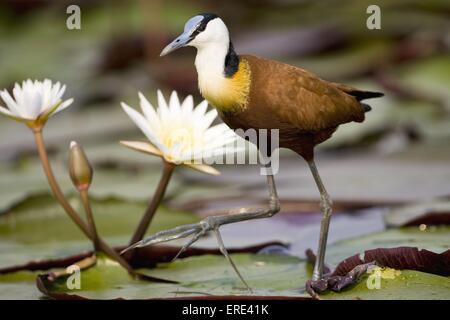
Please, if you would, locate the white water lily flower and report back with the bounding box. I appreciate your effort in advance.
[0,79,73,126]
[121,90,239,175]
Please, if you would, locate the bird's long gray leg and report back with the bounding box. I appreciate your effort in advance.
[214,228,252,292]
[121,170,280,250]
[308,160,333,281]
[121,164,280,289]
[209,167,280,227]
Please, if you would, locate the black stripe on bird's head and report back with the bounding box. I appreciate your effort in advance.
[160,13,225,57]
[190,13,219,38]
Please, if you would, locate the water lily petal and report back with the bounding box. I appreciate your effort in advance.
[138,92,161,133]
[50,81,61,100]
[0,105,16,118]
[200,109,218,130]
[203,123,235,143]
[0,90,20,116]
[157,90,170,124]
[120,140,163,157]
[56,83,66,101]
[12,84,25,113]
[181,95,194,113]
[24,90,42,119]
[169,90,181,114]
[40,79,52,112]
[193,99,208,120]
[201,134,239,154]
[183,163,220,176]
[54,98,74,114]
[121,102,167,153]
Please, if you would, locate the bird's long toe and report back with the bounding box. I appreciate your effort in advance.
[120,222,208,255]
[305,261,376,299]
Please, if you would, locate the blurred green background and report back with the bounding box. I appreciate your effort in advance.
[0,0,449,210]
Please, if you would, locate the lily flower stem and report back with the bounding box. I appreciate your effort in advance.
[79,190,101,252]
[32,128,135,274]
[129,160,175,245]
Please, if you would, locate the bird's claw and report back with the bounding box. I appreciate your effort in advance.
[171,220,211,261]
[306,261,376,299]
[121,216,252,291]
[120,219,214,255]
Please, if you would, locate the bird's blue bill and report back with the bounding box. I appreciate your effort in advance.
[160,15,204,56]
[160,32,192,56]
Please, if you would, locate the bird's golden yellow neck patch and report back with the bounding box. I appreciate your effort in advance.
[199,58,251,113]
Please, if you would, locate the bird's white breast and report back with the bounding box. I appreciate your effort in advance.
[194,42,229,99]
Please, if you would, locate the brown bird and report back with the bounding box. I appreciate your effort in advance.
[124,13,383,295]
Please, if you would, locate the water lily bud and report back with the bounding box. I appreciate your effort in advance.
[69,141,93,191]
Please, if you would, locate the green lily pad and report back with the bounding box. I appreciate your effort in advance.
[0,194,198,269]
[37,253,309,299]
[321,270,450,300]
[0,271,43,300]
[384,200,450,227]
[1,189,449,299]
[34,226,450,300]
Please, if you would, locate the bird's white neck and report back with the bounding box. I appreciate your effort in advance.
[194,42,229,93]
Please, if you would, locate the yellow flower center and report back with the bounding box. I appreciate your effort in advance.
[159,125,204,163]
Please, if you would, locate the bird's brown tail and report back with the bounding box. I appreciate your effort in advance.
[346,90,384,113]
[348,90,384,101]
[334,82,384,102]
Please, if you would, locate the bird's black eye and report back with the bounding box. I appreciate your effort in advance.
[197,23,206,32]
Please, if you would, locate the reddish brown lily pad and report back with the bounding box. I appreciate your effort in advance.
[333,247,450,277]
[0,241,285,274]
[306,246,450,298]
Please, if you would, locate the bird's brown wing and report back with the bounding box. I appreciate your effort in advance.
[242,55,365,132]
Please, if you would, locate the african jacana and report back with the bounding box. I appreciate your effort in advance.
[124,13,383,294]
